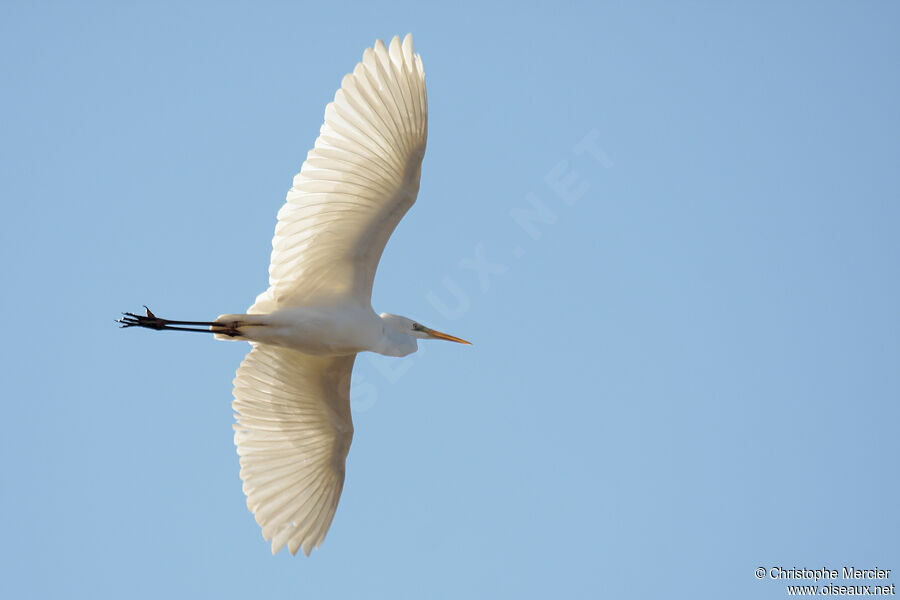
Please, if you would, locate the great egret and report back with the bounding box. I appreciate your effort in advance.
[118,34,470,557]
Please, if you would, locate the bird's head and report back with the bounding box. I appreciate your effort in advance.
[379,314,471,345]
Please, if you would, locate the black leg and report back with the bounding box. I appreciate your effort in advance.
[117,306,239,336]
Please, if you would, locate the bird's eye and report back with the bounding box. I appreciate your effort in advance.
[412,323,423,331]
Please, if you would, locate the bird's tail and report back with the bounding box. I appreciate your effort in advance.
[213,313,269,341]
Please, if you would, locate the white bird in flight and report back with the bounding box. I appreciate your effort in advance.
[119,34,470,557]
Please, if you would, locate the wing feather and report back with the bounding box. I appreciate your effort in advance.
[233,344,355,556]
[249,34,427,313]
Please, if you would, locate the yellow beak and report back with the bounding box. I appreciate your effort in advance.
[424,327,472,345]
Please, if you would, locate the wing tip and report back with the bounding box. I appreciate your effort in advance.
[369,34,416,66]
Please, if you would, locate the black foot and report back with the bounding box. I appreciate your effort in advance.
[118,306,168,330]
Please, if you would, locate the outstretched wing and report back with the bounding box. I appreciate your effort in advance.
[232,344,355,556]
[249,34,428,314]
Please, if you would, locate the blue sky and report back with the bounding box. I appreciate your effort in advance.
[2,1,899,598]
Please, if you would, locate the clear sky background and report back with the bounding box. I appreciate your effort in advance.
[2,2,898,598]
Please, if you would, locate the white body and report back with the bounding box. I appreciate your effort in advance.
[219,303,418,357]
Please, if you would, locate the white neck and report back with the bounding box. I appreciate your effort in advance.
[375,320,418,357]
